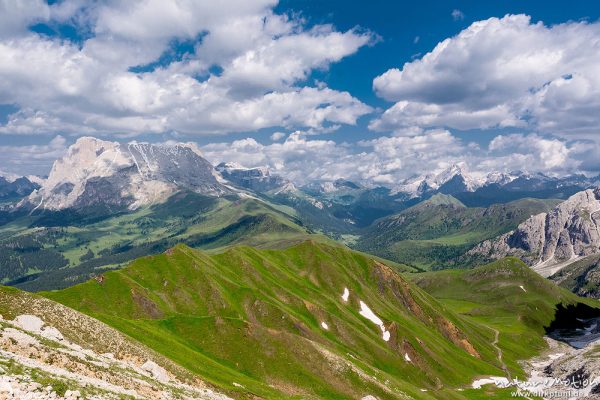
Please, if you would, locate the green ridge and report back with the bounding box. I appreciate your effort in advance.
[355,197,560,269]
[39,242,591,399]
[409,257,598,373]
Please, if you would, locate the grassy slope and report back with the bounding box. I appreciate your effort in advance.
[43,241,528,400]
[2,192,340,290]
[409,257,599,376]
[355,196,560,269]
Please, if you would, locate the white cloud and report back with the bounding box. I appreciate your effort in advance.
[371,14,600,137]
[202,130,596,186]
[270,131,286,141]
[219,25,373,95]
[0,0,373,136]
[0,0,49,38]
[451,9,465,21]
[485,134,575,172]
[202,132,352,183]
[0,135,67,176]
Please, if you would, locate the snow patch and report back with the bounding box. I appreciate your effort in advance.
[341,287,350,302]
[404,353,411,363]
[519,285,526,292]
[358,301,390,342]
[321,321,329,330]
[471,377,510,389]
[359,301,383,326]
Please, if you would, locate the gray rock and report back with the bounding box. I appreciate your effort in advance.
[22,137,231,212]
[216,162,289,192]
[469,188,600,274]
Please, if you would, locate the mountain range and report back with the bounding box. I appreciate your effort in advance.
[5,136,598,214]
[1,136,600,398]
[1,136,599,295]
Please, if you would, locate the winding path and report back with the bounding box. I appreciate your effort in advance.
[489,326,511,380]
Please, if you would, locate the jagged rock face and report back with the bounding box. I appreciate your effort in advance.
[393,163,486,198]
[469,188,600,272]
[393,164,597,201]
[216,162,288,192]
[24,137,228,211]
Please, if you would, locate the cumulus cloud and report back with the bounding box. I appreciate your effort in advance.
[201,130,595,187]
[0,0,49,38]
[488,134,571,170]
[371,14,600,137]
[0,0,373,136]
[0,135,67,175]
[270,131,286,141]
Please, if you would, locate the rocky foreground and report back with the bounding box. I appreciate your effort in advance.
[521,337,600,399]
[0,313,231,400]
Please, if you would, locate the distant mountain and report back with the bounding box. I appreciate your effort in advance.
[215,162,290,192]
[269,183,408,233]
[454,172,597,207]
[302,178,362,194]
[392,163,597,207]
[468,188,600,277]
[22,137,229,212]
[0,175,40,202]
[354,194,560,269]
[393,163,485,198]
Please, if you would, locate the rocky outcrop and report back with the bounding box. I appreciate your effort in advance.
[215,162,289,192]
[23,137,229,211]
[469,188,600,275]
[0,313,232,400]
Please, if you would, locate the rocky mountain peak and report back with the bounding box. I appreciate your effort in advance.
[216,162,288,192]
[24,137,228,212]
[396,162,485,197]
[468,187,600,276]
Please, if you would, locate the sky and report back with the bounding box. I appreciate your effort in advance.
[1,0,600,185]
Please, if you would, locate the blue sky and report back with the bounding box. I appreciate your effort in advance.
[1,1,600,184]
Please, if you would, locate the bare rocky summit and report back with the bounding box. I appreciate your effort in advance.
[215,162,289,192]
[22,137,229,212]
[468,188,600,276]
